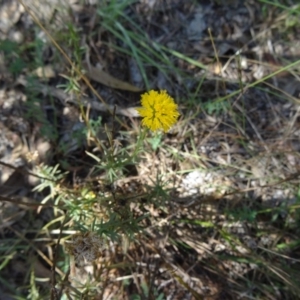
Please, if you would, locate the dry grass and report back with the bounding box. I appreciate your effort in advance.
[0,0,300,299]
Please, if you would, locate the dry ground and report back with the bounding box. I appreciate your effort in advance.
[1,0,300,299]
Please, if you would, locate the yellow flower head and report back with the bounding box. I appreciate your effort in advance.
[136,90,180,132]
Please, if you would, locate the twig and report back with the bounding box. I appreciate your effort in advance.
[51,214,69,300]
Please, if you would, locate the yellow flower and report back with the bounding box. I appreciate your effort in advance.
[136,90,180,132]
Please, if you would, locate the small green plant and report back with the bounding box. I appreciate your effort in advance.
[202,98,230,115]
[0,40,26,75]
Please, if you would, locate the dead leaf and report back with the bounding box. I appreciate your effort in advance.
[82,63,143,92]
[0,167,27,196]
[32,65,56,79]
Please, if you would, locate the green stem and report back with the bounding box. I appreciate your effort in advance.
[131,127,148,162]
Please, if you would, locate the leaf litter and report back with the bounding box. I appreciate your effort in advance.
[0,0,300,299]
